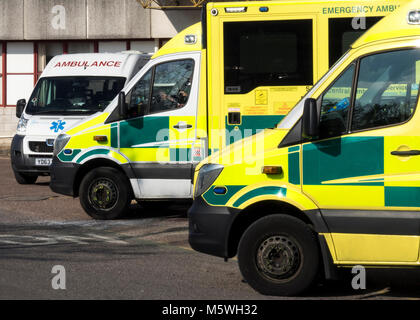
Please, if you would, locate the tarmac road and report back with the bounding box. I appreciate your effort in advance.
[0,157,419,300]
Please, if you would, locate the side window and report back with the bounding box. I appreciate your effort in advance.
[319,64,355,139]
[352,49,420,131]
[150,59,194,113]
[328,17,382,67]
[224,20,313,94]
[127,69,152,119]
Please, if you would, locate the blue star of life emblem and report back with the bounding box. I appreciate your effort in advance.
[50,120,66,133]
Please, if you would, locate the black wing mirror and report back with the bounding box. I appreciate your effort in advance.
[16,99,26,118]
[118,92,128,119]
[302,98,319,140]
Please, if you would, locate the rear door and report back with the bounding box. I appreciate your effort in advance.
[207,7,317,152]
[117,53,200,198]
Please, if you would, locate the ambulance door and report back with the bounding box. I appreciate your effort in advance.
[118,53,200,199]
[302,48,420,263]
[209,16,316,151]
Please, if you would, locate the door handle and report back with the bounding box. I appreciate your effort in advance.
[173,122,192,130]
[391,150,420,156]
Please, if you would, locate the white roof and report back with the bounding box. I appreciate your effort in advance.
[41,52,149,78]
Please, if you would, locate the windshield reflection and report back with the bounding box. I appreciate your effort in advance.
[26,76,126,115]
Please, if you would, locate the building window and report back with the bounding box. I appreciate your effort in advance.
[98,41,126,53]
[131,41,156,54]
[7,42,34,106]
[37,42,64,77]
[68,42,94,54]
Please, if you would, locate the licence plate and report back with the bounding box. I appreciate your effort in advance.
[35,158,52,166]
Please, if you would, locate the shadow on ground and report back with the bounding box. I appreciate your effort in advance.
[126,201,192,220]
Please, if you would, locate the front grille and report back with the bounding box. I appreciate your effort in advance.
[29,141,53,153]
[28,155,53,158]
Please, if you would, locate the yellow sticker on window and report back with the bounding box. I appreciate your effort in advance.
[255,90,268,105]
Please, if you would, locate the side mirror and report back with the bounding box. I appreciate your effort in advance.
[16,99,26,118]
[118,92,128,118]
[302,98,319,140]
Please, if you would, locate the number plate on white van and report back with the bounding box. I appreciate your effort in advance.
[35,158,52,166]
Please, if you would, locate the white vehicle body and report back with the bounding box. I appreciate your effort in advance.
[11,52,150,184]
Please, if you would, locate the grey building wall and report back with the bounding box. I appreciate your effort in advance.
[151,8,200,38]
[87,0,151,39]
[0,0,24,40]
[0,0,201,40]
[24,0,88,39]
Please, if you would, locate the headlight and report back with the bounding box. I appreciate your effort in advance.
[194,164,224,198]
[53,134,71,157]
[16,116,29,134]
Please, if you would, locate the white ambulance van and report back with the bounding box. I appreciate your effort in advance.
[11,52,151,184]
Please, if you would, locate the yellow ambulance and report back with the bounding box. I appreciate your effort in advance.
[189,0,420,296]
[50,0,407,219]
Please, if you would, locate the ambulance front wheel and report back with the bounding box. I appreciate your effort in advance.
[237,214,320,296]
[79,167,132,220]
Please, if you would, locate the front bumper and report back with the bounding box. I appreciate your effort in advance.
[188,196,240,258]
[11,135,53,175]
[50,156,79,197]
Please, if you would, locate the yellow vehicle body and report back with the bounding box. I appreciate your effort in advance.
[203,0,409,154]
[50,0,408,220]
[189,0,420,295]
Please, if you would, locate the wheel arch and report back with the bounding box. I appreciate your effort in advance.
[227,200,314,258]
[226,199,337,280]
[73,157,132,197]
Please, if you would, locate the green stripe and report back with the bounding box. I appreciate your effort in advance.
[119,116,169,148]
[76,149,110,164]
[58,149,81,162]
[232,186,287,208]
[288,147,300,185]
[208,148,219,156]
[202,185,246,206]
[303,136,384,186]
[385,187,420,207]
[110,123,118,148]
[170,148,192,161]
[225,115,284,145]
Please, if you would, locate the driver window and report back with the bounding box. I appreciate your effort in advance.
[128,69,152,119]
[150,59,194,114]
[319,64,355,139]
[352,49,420,131]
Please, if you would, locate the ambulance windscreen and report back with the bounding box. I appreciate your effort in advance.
[26,76,125,115]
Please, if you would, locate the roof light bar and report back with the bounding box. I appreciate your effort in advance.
[408,10,420,24]
[185,35,197,44]
[225,7,247,13]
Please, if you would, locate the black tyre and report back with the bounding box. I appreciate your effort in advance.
[13,170,37,184]
[79,167,132,220]
[238,214,320,296]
